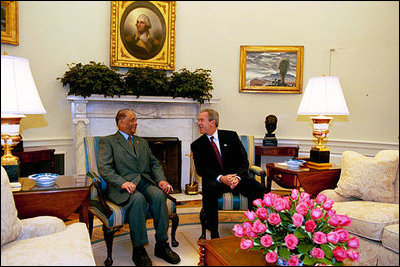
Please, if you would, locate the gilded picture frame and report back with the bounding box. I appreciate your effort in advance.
[239,45,304,93]
[110,1,176,70]
[1,1,19,45]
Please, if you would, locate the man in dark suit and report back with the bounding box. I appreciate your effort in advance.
[97,109,180,266]
[191,108,266,239]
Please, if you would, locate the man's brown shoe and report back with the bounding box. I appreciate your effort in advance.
[154,241,181,264]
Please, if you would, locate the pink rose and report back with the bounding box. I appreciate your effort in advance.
[326,209,336,218]
[291,188,299,200]
[335,228,349,242]
[347,248,360,262]
[260,234,273,247]
[245,227,258,238]
[284,234,298,250]
[347,236,360,249]
[311,207,324,220]
[253,198,263,208]
[252,219,267,233]
[267,213,281,225]
[292,213,304,227]
[265,251,278,263]
[244,210,257,221]
[232,224,245,237]
[242,221,252,229]
[240,238,254,250]
[311,247,325,259]
[322,199,334,210]
[299,192,311,204]
[288,255,300,266]
[327,231,340,244]
[333,247,347,262]
[263,193,277,207]
[328,214,340,227]
[313,231,327,244]
[295,202,309,216]
[305,220,317,233]
[273,197,287,211]
[256,207,268,220]
[308,199,315,209]
[283,196,292,210]
[316,193,327,204]
[337,214,352,227]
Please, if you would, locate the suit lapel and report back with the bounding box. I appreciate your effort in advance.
[218,131,228,163]
[116,132,137,159]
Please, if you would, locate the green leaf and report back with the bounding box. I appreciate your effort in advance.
[278,247,290,259]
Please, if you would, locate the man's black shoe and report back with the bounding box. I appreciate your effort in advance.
[132,245,152,266]
[210,230,220,239]
[154,241,181,264]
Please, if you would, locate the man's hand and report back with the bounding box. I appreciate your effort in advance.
[220,174,239,189]
[159,180,173,194]
[121,181,136,194]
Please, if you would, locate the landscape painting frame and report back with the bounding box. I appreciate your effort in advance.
[239,45,304,93]
[1,1,19,45]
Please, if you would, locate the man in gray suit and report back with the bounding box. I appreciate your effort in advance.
[97,109,180,266]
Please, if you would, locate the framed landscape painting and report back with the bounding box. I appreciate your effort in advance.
[239,45,304,93]
[1,1,18,45]
[110,1,176,70]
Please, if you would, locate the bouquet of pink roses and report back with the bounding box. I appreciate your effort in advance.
[232,189,360,266]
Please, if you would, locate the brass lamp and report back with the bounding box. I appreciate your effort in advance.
[1,55,46,181]
[297,76,349,169]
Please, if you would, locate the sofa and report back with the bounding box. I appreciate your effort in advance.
[320,150,399,266]
[1,166,96,266]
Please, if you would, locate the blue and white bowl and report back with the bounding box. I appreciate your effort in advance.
[286,159,306,169]
[28,173,59,186]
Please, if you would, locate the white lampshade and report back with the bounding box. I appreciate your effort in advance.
[297,76,349,115]
[1,55,46,116]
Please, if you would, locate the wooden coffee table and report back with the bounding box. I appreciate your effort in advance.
[12,175,92,227]
[198,236,270,266]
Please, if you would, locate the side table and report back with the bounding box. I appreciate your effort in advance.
[12,175,92,228]
[265,163,341,197]
[255,145,299,166]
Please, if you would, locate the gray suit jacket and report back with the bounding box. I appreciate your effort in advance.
[97,131,166,205]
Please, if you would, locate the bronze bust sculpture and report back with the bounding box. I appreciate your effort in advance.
[263,115,278,146]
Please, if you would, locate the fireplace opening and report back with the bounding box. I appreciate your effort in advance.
[144,137,182,193]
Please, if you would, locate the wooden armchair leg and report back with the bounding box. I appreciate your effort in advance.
[102,225,120,266]
[88,211,94,237]
[169,213,179,247]
[199,208,207,240]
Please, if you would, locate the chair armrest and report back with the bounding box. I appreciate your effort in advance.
[320,189,360,202]
[86,172,113,218]
[249,165,267,186]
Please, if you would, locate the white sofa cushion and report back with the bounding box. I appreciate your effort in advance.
[1,222,95,266]
[1,166,22,246]
[333,201,399,241]
[17,216,66,240]
[382,223,399,253]
[335,150,399,203]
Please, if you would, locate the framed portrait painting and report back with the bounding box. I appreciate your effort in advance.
[110,1,176,70]
[239,46,304,93]
[1,1,18,45]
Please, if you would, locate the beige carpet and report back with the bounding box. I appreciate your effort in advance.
[91,222,236,266]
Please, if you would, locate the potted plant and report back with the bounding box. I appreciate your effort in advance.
[57,61,125,97]
[58,62,214,103]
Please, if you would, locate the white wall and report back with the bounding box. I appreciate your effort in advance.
[1,1,399,175]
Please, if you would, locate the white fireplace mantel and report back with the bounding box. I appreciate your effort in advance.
[67,94,219,191]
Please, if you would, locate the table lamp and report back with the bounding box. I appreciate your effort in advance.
[297,76,349,169]
[1,54,46,182]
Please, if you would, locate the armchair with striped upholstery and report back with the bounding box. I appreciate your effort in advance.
[83,136,179,266]
[198,135,267,239]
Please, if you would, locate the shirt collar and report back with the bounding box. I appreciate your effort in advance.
[119,130,131,140]
[207,130,219,142]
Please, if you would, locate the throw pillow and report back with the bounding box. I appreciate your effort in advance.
[335,150,399,203]
[1,166,22,246]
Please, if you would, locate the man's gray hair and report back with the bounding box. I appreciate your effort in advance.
[200,108,219,127]
[116,109,135,125]
[137,14,151,29]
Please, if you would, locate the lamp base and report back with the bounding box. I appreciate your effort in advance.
[185,182,199,195]
[310,149,330,163]
[306,161,332,170]
[2,164,19,182]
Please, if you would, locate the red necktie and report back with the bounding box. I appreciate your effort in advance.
[210,136,223,168]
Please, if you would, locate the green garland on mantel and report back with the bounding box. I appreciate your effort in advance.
[57,61,214,104]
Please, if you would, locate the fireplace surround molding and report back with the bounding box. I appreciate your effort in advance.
[67,94,219,191]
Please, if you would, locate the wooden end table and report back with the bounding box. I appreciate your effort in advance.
[12,175,92,228]
[265,163,341,197]
[198,235,270,266]
[255,145,299,167]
